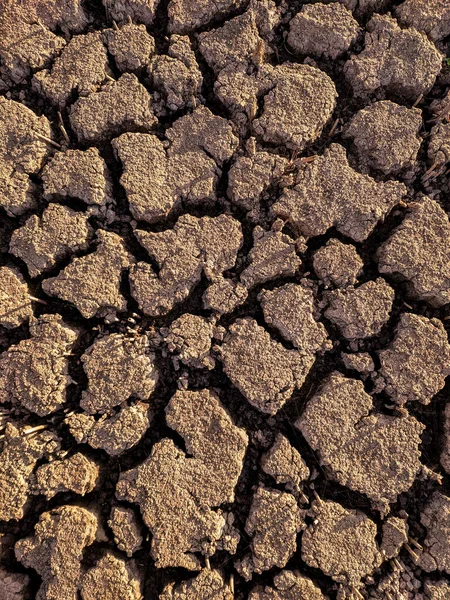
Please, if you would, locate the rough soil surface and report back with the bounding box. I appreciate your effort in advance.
[1,1,450,598]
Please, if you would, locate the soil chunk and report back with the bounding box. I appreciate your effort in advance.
[236,486,304,580]
[323,278,395,340]
[297,372,424,511]
[377,198,450,307]
[160,569,233,600]
[273,144,405,242]
[341,352,375,377]
[424,580,450,600]
[249,570,328,600]
[42,230,134,319]
[33,452,99,500]
[240,227,302,289]
[66,403,152,456]
[440,404,450,474]
[0,97,52,217]
[0,568,30,600]
[380,517,408,560]
[168,0,246,34]
[287,3,360,60]
[419,492,450,573]
[108,506,143,556]
[219,318,314,415]
[0,267,33,329]
[428,123,450,166]
[10,204,91,278]
[344,14,442,100]
[33,32,109,106]
[131,214,242,316]
[0,314,78,416]
[80,553,142,600]
[116,389,247,569]
[15,505,99,600]
[302,499,381,587]
[395,0,450,42]
[103,0,160,25]
[259,283,331,353]
[343,101,422,176]
[69,74,156,144]
[105,23,155,72]
[261,434,309,497]
[313,240,363,288]
[80,333,157,414]
[375,313,450,405]
[202,279,248,315]
[0,423,60,522]
[166,314,215,369]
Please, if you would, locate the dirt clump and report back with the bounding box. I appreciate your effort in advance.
[323,278,395,341]
[338,0,390,16]
[313,239,363,289]
[287,3,360,60]
[102,0,160,26]
[440,403,450,474]
[33,452,99,500]
[219,318,315,414]
[160,569,233,600]
[15,505,99,600]
[261,433,310,498]
[374,313,450,405]
[165,314,215,369]
[424,580,450,600]
[297,372,424,511]
[69,74,156,144]
[419,492,450,573]
[395,0,450,42]
[168,0,246,34]
[104,23,155,73]
[10,204,92,278]
[42,230,134,319]
[341,352,375,377]
[0,568,30,600]
[428,122,450,167]
[80,552,143,600]
[108,506,143,556]
[0,423,60,522]
[236,486,304,580]
[0,314,78,415]
[249,570,328,600]
[380,516,408,560]
[0,267,33,329]
[343,101,423,176]
[273,144,406,242]
[202,278,248,315]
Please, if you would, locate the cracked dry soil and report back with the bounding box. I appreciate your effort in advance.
[1,0,450,598]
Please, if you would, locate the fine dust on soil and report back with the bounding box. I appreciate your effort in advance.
[0,0,450,599]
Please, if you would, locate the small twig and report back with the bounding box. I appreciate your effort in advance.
[57,112,70,143]
[29,295,48,305]
[205,557,211,570]
[408,537,422,551]
[412,93,423,108]
[35,134,61,149]
[112,19,119,30]
[229,573,234,594]
[422,161,440,182]
[404,543,419,562]
[24,424,47,436]
[351,586,365,600]
[127,14,132,24]
[328,118,339,138]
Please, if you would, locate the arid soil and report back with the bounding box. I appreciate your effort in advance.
[0,0,450,599]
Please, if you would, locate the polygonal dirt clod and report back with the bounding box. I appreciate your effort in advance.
[168,0,246,34]
[219,318,314,415]
[33,32,109,106]
[343,101,423,176]
[160,569,232,600]
[15,505,98,600]
[344,13,442,100]
[0,97,52,217]
[202,278,248,315]
[240,227,302,289]
[313,239,363,288]
[274,144,406,242]
[261,434,309,497]
[424,580,450,600]
[253,63,337,151]
[302,500,382,587]
[380,517,408,560]
[105,0,160,25]
[259,283,331,354]
[0,568,30,600]
[428,123,450,166]
[0,423,60,522]
[236,487,304,580]
[324,278,395,340]
[109,506,143,557]
[341,352,374,377]
[117,389,247,569]
[287,3,360,60]
[131,214,242,316]
[104,23,155,72]
[375,313,450,405]
[377,198,450,307]
[166,314,215,369]
[69,73,157,144]
[80,333,157,414]
[42,148,113,208]
[0,266,33,329]
[249,570,327,600]
[66,403,152,456]
[9,204,91,278]
[42,230,134,319]
[0,314,78,416]
[33,453,99,500]
[297,372,424,511]
[419,492,450,573]
[395,0,450,42]
[80,553,142,600]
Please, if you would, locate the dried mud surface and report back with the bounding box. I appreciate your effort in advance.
[0,0,450,599]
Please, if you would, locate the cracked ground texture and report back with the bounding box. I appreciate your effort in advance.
[0,0,450,598]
